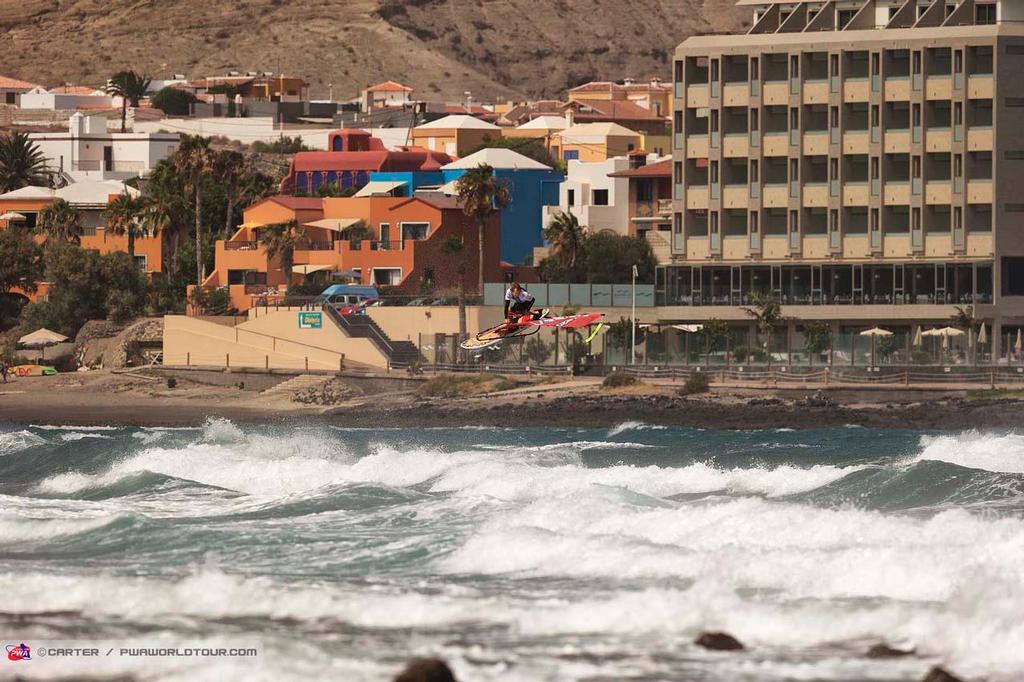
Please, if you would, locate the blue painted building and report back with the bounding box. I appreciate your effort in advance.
[372,148,562,265]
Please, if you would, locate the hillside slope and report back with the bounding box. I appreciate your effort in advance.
[1,0,746,101]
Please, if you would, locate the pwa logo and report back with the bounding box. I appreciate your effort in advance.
[6,643,31,661]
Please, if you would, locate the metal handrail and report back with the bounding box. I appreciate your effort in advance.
[322,304,396,356]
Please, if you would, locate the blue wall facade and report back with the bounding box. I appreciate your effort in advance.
[370,168,563,264]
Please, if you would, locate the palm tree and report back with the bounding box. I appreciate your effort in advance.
[105,70,152,133]
[0,132,49,193]
[454,163,510,296]
[212,149,246,239]
[258,221,308,285]
[442,234,468,344]
[743,292,785,367]
[141,159,190,278]
[544,210,586,271]
[173,136,213,284]
[36,198,83,244]
[103,192,147,259]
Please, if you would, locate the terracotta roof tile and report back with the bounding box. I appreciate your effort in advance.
[571,98,667,122]
[366,80,413,93]
[607,159,673,177]
[0,75,44,90]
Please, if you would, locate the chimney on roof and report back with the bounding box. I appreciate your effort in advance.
[629,152,647,170]
[565,107,574,128]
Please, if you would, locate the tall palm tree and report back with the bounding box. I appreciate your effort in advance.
[212,149,245,239]
[142,159,190,278]
[743,292,785,367]
[0,132,49,193]
[543,210,586,271]
[454,163,510,296]
[36,198,83,244]
[258,221,308,285]
[105,70,152,133]
[173,136,213,284]
[103,192,147,259]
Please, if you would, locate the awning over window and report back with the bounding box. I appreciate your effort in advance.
[293,264,332,276]
[353,180,406,197]
[303,218,363,232]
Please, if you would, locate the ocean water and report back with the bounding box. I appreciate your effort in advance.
[1,419,1023,681]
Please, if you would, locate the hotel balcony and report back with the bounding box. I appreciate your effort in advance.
[802,234,829,258]
[884,182,910,205]
[925,180,951,205]
[843,79,869,103]
[802,80,829,105]
[967,179,993,204]
[762,81,788,105]
[883,234,912,258]
[687,84,709,108]
[688,236,710,260]
[723,83,749,106]
[843,131,869,154]
[843,183,869,206]
[722,185,748,209]
[762,132,789,157]
[723,134,749,158]
[687,135,710,158]
[762,184,788,208]
[967,232,994,257]
[686,186,709,210]
[925,128,952,153]
[967,127,993,152]
[803,130,829,156]
[762,235,789,259]
[926,75,952,101]
[722,236,748,260]
[802,184,828,208]
[884,77,910,102]
[884,129,910,154]
[925,234,953,258]
[842,234,871,259]
[967,75,994,100]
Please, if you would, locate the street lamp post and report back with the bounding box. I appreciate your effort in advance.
[631,264,638,365]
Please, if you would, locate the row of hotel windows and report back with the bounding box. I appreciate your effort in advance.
[681,152,993,190]
[680,100,995,138]
[677,44,997,87]
[754,2,998,29]
[683,205,992,235]
[655,262,994,306]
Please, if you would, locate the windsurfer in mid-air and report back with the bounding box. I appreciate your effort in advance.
[504,282,540,323]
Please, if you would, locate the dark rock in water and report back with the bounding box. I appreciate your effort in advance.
[866,643,916,658]
[921,666,965,682]
[694,631,745,651]
[393,657,457,682]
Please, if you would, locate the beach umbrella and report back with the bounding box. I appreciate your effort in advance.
[912,326,923,347]
[0,211,26,222]
[1016,329,1022,354]
[859,327,892,366]
[977,323,987,345]
[672,324,703,333]
[18,328,68,361]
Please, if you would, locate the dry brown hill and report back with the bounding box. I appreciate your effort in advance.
[1,0,746,101]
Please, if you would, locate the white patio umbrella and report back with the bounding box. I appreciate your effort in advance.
[18,327,69,360]
[1016,328,1022,354]
[912,326,923,347]
[859,327,893,366]
[977,323,987,345]
[0,211,27,222]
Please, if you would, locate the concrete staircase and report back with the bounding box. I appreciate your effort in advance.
[645,230,673,263]
[323,305,423,366]
[262,374,332,397]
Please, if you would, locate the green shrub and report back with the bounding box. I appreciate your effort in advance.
[602,371,639,388]
[417,373,515,397]
[678,372,710,396]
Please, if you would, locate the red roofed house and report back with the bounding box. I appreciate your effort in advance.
[284,129,452,194]
[0,75,45,105]
[567,78,672,153]
[360,80,414,112]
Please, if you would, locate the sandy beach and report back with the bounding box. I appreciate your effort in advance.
[0,368,1020,430]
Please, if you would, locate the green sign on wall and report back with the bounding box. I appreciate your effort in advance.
[298,312,323,329]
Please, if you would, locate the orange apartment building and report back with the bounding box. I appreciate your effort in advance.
[0,181,164,302]
[201,194,502,311]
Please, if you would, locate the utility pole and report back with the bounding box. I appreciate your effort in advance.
[631,264,638,365]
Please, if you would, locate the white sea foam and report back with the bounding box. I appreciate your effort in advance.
[916,431,1024,474]
[0,429,46,455]
[31,424,122,431]
[59,432,113,441]
[607,421,667,437]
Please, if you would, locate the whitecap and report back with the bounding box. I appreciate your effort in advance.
[916,431,1024,474]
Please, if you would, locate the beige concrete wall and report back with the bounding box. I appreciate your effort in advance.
[368,306,503,342]
[163,312,388,371]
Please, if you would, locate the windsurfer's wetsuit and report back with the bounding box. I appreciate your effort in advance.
[504,287,536,321]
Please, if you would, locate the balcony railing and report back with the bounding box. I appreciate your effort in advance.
[224,241,259,251]
[297,241,334,251]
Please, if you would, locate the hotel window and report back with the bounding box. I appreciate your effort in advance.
[133,255,148,272]
[871,157,880,180]
[790,55,800,79]
[976,3,996,24]
[871,53,881,77]
[750,57,759,82]
[750,210,759,233]
[674,161,684,185]
[871,208,880,232]
[750,159,759,183]
[710,211,719,233]
[564,149,579,161]
[829,209,839,231]
[912,52,922,76]
[710,160,719,184]
[830,54,839,78]
[838,9,856,28]
[750,108,759,131]
[371,268,402,286]
[789,210,799,232]
[568,189,575,206]
[400,222,429,241]
[593,189,609,206]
